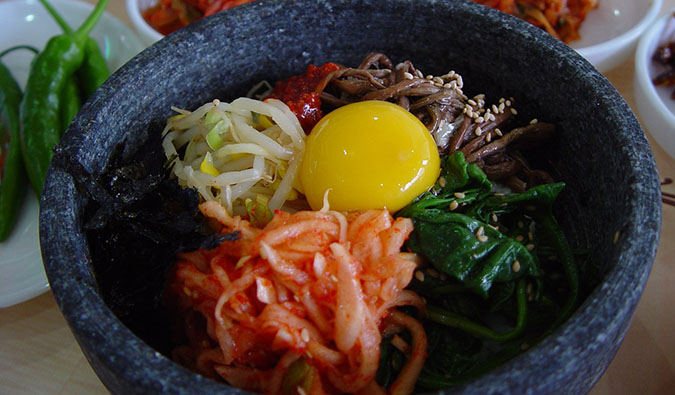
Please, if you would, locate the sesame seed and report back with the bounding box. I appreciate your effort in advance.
[448,70,456,77]
[530,118,538,124]
[426,74,433,80]
[505,99,512,106]
[450,200,459,211]
[330,274,338,282]
[454,192,466,199]
[498,102,505,112]
[613,231,620,244]
[443,83,453,89]
[491,214,498,222]
[468,99,477,106]
[492,104,499,113]
[476,116,485,124]
[301,328,310,343]
[488,113,496,121]
[495,128,503,136]
[476,226,485,236]
[439,177,447,187]
[477,234,488,243]
[512,260,521,272]
[486,133,492,143]
[415,69,424,78]
[415,271,425,282]
[494,192,504,196]
[499,97,506,104]
[510,108,518,115]
[475,127,483,136]
[403,72,414,80]
[433,76,444,84]
[526,243,535,251]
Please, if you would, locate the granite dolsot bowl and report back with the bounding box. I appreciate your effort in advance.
[39,0,661,393]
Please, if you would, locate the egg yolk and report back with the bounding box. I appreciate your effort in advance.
[299,100,440,212]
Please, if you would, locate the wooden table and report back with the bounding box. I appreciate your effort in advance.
[1,0,674,393]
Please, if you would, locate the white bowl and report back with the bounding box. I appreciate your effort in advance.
[0,0,144,308]
[570,0,662,72]
[635,8,675,159]
[126,0,163,46]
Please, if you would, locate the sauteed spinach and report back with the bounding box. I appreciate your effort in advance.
[381,152,598,389]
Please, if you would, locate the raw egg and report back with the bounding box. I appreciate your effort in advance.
[299,100,440,212]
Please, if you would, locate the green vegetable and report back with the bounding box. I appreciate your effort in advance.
[38,0,110,99]
[0,53,27,241]
[20,0,109,196]
[391,151,596,389]
[281,358,313,395]
[60,76,82,132]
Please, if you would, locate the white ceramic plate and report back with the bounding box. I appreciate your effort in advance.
[635,9,675,159]
[570,0,662,72]
[0,0,144,308]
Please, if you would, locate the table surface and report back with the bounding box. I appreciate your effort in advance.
[1,0,674,393]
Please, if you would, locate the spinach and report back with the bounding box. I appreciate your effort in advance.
[385,151,597,389]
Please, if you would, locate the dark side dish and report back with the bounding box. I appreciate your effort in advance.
[652,13,675,99]
[69,53,600,394]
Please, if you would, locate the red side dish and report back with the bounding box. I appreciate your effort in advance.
[266,63,342,133]
[143,0,259,36]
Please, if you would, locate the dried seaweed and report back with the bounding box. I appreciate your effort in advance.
[54,126,232,355]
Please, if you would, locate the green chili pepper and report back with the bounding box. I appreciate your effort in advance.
[0,56,27,241]
[60,76,82,133]
[79,38,109,98]
[38,0,110,99]
[20,0,109,196]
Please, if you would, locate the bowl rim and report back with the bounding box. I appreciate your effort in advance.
[40,0,663,393]
[125,0,163,45]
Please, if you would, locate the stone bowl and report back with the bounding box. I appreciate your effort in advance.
[39,0,662,393]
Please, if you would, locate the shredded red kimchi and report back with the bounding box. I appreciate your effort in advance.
[166,200,428,394]
[472,0,599,43]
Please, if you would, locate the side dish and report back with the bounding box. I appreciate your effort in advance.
[472,0,598,43]
[143,0,258,35]
[154,53,598,393]
[652,13,675,99]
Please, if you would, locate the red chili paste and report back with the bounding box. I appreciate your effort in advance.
[266,63,341,133]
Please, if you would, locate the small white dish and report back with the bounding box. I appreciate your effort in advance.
[126,0,164,46]
[635,9,675,159]
[0,0,144,308]
[570,0,662,73]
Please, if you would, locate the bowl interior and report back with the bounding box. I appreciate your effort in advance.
[40,0,661,393]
